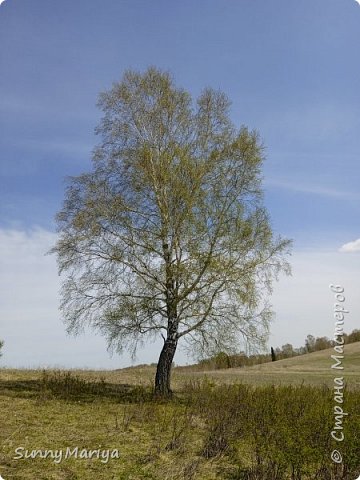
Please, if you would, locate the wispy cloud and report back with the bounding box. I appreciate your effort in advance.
[339,238,360,253]
[265,178,359,201]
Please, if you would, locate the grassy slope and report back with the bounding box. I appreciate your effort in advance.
[174,341,360,389]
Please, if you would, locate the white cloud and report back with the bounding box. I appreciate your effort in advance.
[339,238,360,253]
[0,228,163,369]
[270,250,360,348]
[1,228,359,368]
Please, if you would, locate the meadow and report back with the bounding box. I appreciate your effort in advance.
[1,343,359,480]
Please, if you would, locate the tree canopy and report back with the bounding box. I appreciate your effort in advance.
[52,67,291,395]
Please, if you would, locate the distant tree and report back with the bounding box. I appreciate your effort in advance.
[314,336,332,351]
[52,67,291,396]
[0,340,4,357]
[214,351,231,369]
[275,346,282,360]
[281,343,295,358]
[233,352,249,368]
[347,329,360,344]
[305,334,316,353]
[295,346,307,356]
[271,346,277,362]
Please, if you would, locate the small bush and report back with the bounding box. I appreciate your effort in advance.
[181,381,360,479]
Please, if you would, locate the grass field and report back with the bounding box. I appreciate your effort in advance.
[178,341,360,389]
[1,343,359,479]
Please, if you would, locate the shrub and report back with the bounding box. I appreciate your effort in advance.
[182,382,360,479]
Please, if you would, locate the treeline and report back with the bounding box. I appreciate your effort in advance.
[197,329,360,370]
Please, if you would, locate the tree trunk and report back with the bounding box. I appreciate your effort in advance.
[156,241,178,396]
[154,336,177,397]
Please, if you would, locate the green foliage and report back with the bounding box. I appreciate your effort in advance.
[0,339,3,357]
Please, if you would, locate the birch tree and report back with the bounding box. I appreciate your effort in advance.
[52,67,291,396]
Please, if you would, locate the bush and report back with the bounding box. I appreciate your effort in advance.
[182,381,360,479]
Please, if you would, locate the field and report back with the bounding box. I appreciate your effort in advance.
[179,341,360,389]
[1,343,360,480]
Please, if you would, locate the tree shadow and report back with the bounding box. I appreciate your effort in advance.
[0,376,153,403]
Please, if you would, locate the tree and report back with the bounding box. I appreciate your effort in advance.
[347,329,360,344]
[305,334,316,353]
[271,346,277,362]
[314,336,332,351]
[214,351,231,369]
[52,67,291,396]
[281,343,295,358]
[0,339,4,358]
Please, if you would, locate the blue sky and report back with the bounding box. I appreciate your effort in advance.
[1,0,359,368]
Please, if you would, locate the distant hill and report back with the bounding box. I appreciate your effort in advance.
[172,342,360,389]
[111,342,360,389]
[244,341,360,373]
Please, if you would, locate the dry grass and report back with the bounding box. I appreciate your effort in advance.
[0,371,223,480]
[0,342,359,479]
[173,341,360,389]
